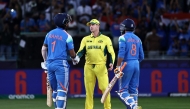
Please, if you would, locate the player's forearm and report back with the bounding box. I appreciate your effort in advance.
[117,57,124,66]
[110,52,115,64]
[69,49,76,58]
[77,47,85,58]
[77,39,86,58]
[41,46,47,61]
[108,46,115,64]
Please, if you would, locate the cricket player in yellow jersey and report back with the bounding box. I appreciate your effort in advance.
[74,19,115,109]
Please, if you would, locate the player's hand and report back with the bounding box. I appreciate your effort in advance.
[114,66,120,74]
[71,55,80,65]
[115,71,124,78]
[41,61,47,73]
[108,63,113,71]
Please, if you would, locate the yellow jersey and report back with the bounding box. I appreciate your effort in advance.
[77,33,115,65]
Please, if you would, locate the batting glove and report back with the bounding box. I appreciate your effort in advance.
[115,71,124,78]
[71,55,80,65]
[41,61,47,73]
[114,66,121,74]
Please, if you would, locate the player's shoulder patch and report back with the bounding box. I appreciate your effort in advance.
[65,31,73,43]
[66,36,73,43]
[119,35,125,41]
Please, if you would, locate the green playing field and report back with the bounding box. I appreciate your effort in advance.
[0,97,190,109]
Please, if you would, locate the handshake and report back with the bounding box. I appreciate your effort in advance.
[71,55,80,65]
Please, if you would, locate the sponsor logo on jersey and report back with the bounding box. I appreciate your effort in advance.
[87,45,101,49]
[98,40,103,43]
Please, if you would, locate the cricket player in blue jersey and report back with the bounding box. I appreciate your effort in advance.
[114,19,144,109]
[41,13,79,109]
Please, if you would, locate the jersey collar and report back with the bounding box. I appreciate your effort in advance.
[90,32,101,38]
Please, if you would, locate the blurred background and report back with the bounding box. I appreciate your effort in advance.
[0,0,190,67]
[0,0,189,108]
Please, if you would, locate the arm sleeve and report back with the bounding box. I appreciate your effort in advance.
[76,38,86,58]
[139,40,144,62]
[118,35,126,58]
[66,34,74,50]
[107,37,115,64]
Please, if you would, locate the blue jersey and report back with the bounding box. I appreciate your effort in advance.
[118,32,144,62]
[44,27,74,61]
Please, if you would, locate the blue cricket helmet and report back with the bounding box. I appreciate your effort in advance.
[120,18,135,34]
[53,13,72,28]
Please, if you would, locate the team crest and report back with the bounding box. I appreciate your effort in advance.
[98,40,103,43]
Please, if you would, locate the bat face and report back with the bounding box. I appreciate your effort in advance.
[47,87,52,107]
[108,77,117,88]
[101,62,127,103]
[101,76,118,103]
[46,77,52,107]
[41,62,52,107]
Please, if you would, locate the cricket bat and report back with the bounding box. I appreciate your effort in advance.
[46,76,52,107]
[101,62,127,103]
[41,62,52,107]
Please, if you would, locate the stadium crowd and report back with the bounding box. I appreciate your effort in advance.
[0,0,190,61]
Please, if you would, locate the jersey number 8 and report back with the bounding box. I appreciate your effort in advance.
[130,44,136,56]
